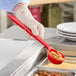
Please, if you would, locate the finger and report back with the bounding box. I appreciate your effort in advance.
[37,24,45,38]
[31,26,39,36]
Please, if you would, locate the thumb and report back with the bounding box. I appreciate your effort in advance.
[31,27,39,36]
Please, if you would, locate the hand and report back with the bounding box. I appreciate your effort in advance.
[13,3,45,40]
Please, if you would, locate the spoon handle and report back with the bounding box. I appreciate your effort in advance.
[8,14,53,50]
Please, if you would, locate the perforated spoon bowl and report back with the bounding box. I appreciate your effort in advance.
[8,14,65,64]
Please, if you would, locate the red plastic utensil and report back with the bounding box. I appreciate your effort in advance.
[8,14,65,64]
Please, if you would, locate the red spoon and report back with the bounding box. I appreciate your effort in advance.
[8,14,65,64]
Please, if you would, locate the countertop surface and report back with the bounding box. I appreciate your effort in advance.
[0,25,76,76]
[0,25,56,75]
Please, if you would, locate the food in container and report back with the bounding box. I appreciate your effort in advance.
[26,66,75,76]
[44,62,76,69]
[33,70,66,76]
[43,57,76,70]
[39,57,76,70]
